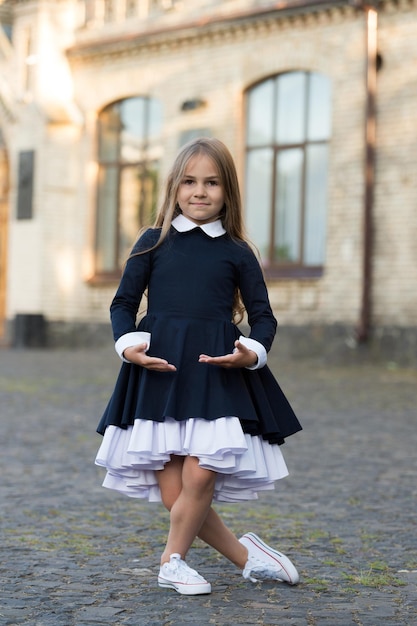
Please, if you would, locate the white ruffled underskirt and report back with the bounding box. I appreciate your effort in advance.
[95,417,289,503]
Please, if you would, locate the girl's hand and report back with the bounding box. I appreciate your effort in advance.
[123,343,177,371]
[198,340,257,369]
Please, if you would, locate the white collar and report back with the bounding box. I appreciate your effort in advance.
[172,214,226,238]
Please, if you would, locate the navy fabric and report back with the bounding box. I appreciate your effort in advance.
[97,226,302,445]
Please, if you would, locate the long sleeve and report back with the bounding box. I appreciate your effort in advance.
[110,229,160,342]
[237,245,277,353]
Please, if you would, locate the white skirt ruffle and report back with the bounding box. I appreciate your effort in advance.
[95,417,289,503]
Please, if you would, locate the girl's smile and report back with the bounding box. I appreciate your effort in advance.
[177,154,225,225]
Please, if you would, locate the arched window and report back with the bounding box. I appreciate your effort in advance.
[245,71,332,277]
[95,96,162,277]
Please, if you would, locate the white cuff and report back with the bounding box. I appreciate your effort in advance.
[237,335,267,370]
[115,332,151,362]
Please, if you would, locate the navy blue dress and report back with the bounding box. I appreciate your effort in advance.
[97,225,302,446]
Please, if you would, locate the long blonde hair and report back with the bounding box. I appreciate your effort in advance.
[154,137,247,243]
[134,137,251,322]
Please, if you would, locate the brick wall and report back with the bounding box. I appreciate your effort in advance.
[372,1,417,326]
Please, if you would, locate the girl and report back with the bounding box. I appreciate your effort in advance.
[96,137,302,595]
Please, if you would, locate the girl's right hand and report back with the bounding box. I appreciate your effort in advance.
[123,343,177,371]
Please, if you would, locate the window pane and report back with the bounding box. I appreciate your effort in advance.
[119,166,141,266]
[275,148,303,262]
[148,99,163,142]
[98,107,120,162]
[276,72,306,145]
[96,166,118,272]
[100,97,163,163]
[304,144,328,265]
[246,80,274,146]
[307,73,332,141]
[120,98,145,162]
[139,161,159,226]
[245,148,273,263]
[118,162,159,266]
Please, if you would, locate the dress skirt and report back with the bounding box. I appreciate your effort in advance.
[95,315,302,503]
[95,416,289,502]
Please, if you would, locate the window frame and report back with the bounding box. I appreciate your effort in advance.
[244,71,331,279]
[91,96,161,283]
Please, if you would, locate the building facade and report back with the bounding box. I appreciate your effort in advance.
[0,0,416,362]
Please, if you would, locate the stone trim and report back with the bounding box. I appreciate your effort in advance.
[67,1,356,62]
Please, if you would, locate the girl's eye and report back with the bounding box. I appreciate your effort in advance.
[207,180,218,186]
[183,179,194,185]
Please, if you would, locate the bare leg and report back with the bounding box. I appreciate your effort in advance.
[158,455,216,565]
[157,455,248,568]
[197,507,248,569]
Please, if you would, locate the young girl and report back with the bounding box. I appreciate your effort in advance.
[95,137,302,595]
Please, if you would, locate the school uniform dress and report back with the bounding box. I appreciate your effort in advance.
[95,214,302,502]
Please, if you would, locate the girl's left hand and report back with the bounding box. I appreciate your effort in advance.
[198,340,258,369]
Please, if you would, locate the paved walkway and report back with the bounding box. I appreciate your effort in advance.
[1,345,416,625]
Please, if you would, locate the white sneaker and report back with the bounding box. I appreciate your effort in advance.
[158,554,211,595]
[239,532,299,585]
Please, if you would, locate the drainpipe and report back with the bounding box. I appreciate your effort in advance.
[356,3,378,343]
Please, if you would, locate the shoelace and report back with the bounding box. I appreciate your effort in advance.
[166,556,203,582]
[242,557,284,583]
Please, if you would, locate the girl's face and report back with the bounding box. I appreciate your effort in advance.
[176,154,225,225]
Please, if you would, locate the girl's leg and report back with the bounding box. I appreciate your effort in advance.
[157,456,299,585]
[157,455,248,568]
[158,455,217,565]
[197,507,248,569]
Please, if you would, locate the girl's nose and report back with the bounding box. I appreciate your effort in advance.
[194,183,206,196]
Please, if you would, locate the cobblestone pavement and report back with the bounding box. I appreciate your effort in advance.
[1,344,416,626]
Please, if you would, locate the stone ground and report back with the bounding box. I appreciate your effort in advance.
[1,344,416,626]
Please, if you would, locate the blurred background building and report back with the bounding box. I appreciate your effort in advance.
[0,0,415,363]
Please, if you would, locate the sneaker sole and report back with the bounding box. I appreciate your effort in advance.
[242,532,300,585]
[158,577,212,595]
